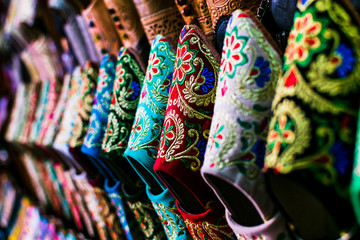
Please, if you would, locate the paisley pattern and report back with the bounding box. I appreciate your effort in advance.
[82,55,116,158]
[124,36,174,187]
[69,62,98,148]
[264,0,360,236]
[123,35,191,240]
[265,0,360,180]
[101,48,145,157]
[154,25,221,207]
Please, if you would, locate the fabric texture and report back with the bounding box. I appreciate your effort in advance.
[264,0,360,238]
[201,10,291,239]
[82,55,116,159]
[101,47,145,158]
[42,73,71,146]
[124,35,175,192]
[125,189,167,240]
[53,67,83,157]
[105,179,145,240]
[69,61,98,149]
[147,187,191,240]
[177,201,235,240]
[124,35,191,240]
[101,47,166,240]
[100,47,146,188]
[154,25,221,209]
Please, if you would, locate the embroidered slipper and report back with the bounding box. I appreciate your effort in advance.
[264,0,360,238]
[72,171,113,240]
[101,47,167,240]
[124,35,191,240]
[100,47,146,189]
[154,24,221,212]
[124,187,167,240]
[146,187,191,240]
[68,61,98,149]
[81,55,117,176]
[124,35,175,194]
[200,10,292,239]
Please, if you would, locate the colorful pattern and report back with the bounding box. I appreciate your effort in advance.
[42,73,71,146]
[200,10,289,239]
[124,35,192,240]
[351,104,360,225]
[154,25,221,207]
[53,67,83,155]
[203,10,282,171]
[147,188,191,240]
[124,35,175,190]
[127,191,166,240]
[73,174,111,240]
[105,180,145,240]
[69,62,98,148]
[19,81,41,143]
[37,79,61,145]
[82,55,116,158]
[93,187,127,240]
[177,201,235,240]
[28,79,51,143]
[101,48,145,157]
[265,0,360,236]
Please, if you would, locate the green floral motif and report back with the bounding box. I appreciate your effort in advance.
[102,48,145,155]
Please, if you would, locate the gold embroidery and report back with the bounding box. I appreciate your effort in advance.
[266,99,312,173]
[185,219,234,240]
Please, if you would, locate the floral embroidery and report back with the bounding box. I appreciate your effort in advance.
[267,115,296,162]
[173,44,196,85]
[285,11,324,67]
[250,57,272,88]
[221,29,249,79]
[102,48,145,154]
[155,24,221,176]
[333,43,355,78]
[162,120,175,148]
[208,123,224,152]
[146,51,162,82]
[204,10,282,171]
